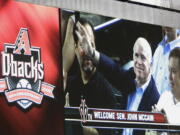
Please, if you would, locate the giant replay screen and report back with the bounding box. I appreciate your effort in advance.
[0,1,64,135]
[62,9,180,135]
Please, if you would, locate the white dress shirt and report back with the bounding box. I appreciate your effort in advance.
[156,91,180,124]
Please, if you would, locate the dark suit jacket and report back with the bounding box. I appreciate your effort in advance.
[98,53,160,135]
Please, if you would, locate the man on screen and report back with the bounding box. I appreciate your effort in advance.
[74,22,160,135]
[153,47,180,125]
[63,17,117,135]
[64,18,117,109]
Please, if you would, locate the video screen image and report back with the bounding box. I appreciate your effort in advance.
[62,9,180,135]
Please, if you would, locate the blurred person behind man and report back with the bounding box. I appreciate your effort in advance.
[152,27,180,95]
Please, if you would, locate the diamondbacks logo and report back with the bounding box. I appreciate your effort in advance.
[0,28,55,110]
[79,99,88,123]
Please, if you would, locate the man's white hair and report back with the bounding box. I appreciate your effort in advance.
[133,37,152,64]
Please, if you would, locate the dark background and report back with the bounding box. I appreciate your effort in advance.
[95,19,162,66]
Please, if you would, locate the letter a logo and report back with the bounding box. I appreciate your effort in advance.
[13,28,31,55]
